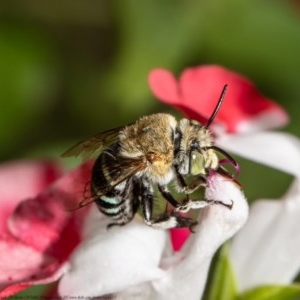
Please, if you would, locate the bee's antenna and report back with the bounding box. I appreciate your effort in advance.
[205,84,228,128]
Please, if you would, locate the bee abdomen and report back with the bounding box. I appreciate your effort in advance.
[91,146,140,226]
[95,195,125,217]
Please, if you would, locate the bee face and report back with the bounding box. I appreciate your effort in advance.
[175,118,218,176]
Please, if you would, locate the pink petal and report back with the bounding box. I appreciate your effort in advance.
[0,237,67,294]
[170,228,190,251]
[0,284,30,298]
[148,69,180,104]
[8,161,93,255]
[148,65,289,133]
[0,160,62,235]
[0,161,93,297]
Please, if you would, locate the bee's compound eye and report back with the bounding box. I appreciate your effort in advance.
[190,150,205,175]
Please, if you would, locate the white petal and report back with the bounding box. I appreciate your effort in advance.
[152,175,249,300]
[236,110,288,133]
[58,208,167,298]
[217,132,300,177]
[230,178,300,291]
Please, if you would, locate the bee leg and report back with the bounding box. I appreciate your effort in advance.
[158,183,190,213]
[184,175,207,194]
[175,169,206,194]
[142,197,198,230]
[176,198,234,212]
[145,210,198,231]
[157,184,182,209]
[174,167,206,194]
[141,182,197,230]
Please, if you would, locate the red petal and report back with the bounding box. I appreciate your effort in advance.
[180,65,289,132]
[0,161,93,296]
[149,65,289,133]
[170,228,190,251]
[0,284,30,298]
[8,161,93,254]
[0,161,62,236]
[148,69,180,104]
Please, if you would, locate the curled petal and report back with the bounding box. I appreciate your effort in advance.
[7,161,93,254]
[152,175,249,300]
[0,160,62,235]
[58,209,167,298]
[148,65,288,133]
[0,161,93,297]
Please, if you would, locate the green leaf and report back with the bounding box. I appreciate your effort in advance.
[204,244,238,300]
[237,284,300,300]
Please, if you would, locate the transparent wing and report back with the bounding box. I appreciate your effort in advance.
[67,156,147,210]
[61,126,125,159]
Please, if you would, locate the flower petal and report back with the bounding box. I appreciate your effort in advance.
[148,69,180,105]
[7,161,93,254]
[148,65,288,133]
[230,178,300,291]
[152,175,249,300]
[58,208,167,298]
[221,131,300,290]
[217,132,300,177]
[0,161,93,296]
[0,160,62,235]
[0,239,68,297]
[169,228,190,251]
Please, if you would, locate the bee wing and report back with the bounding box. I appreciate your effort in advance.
[68,156,147,211]
[61,126,125,159]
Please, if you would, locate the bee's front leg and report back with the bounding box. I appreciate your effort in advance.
[174,166,207,194]
[141,181,197,231]
[175,198,234,212]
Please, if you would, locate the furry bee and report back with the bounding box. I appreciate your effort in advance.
[62,85,238,230]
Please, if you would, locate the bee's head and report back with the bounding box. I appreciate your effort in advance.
[174,84,239,179]
[175,118,218,175]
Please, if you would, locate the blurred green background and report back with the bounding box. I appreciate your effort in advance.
[1,0,300,203]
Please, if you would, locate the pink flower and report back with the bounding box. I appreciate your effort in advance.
[149,64,288,253]
[150,65,300,296]
[0,160,93,298]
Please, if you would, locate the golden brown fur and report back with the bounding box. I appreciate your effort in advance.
[119,114,177,182]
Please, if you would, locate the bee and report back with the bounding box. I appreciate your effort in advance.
[62,85,238,230]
